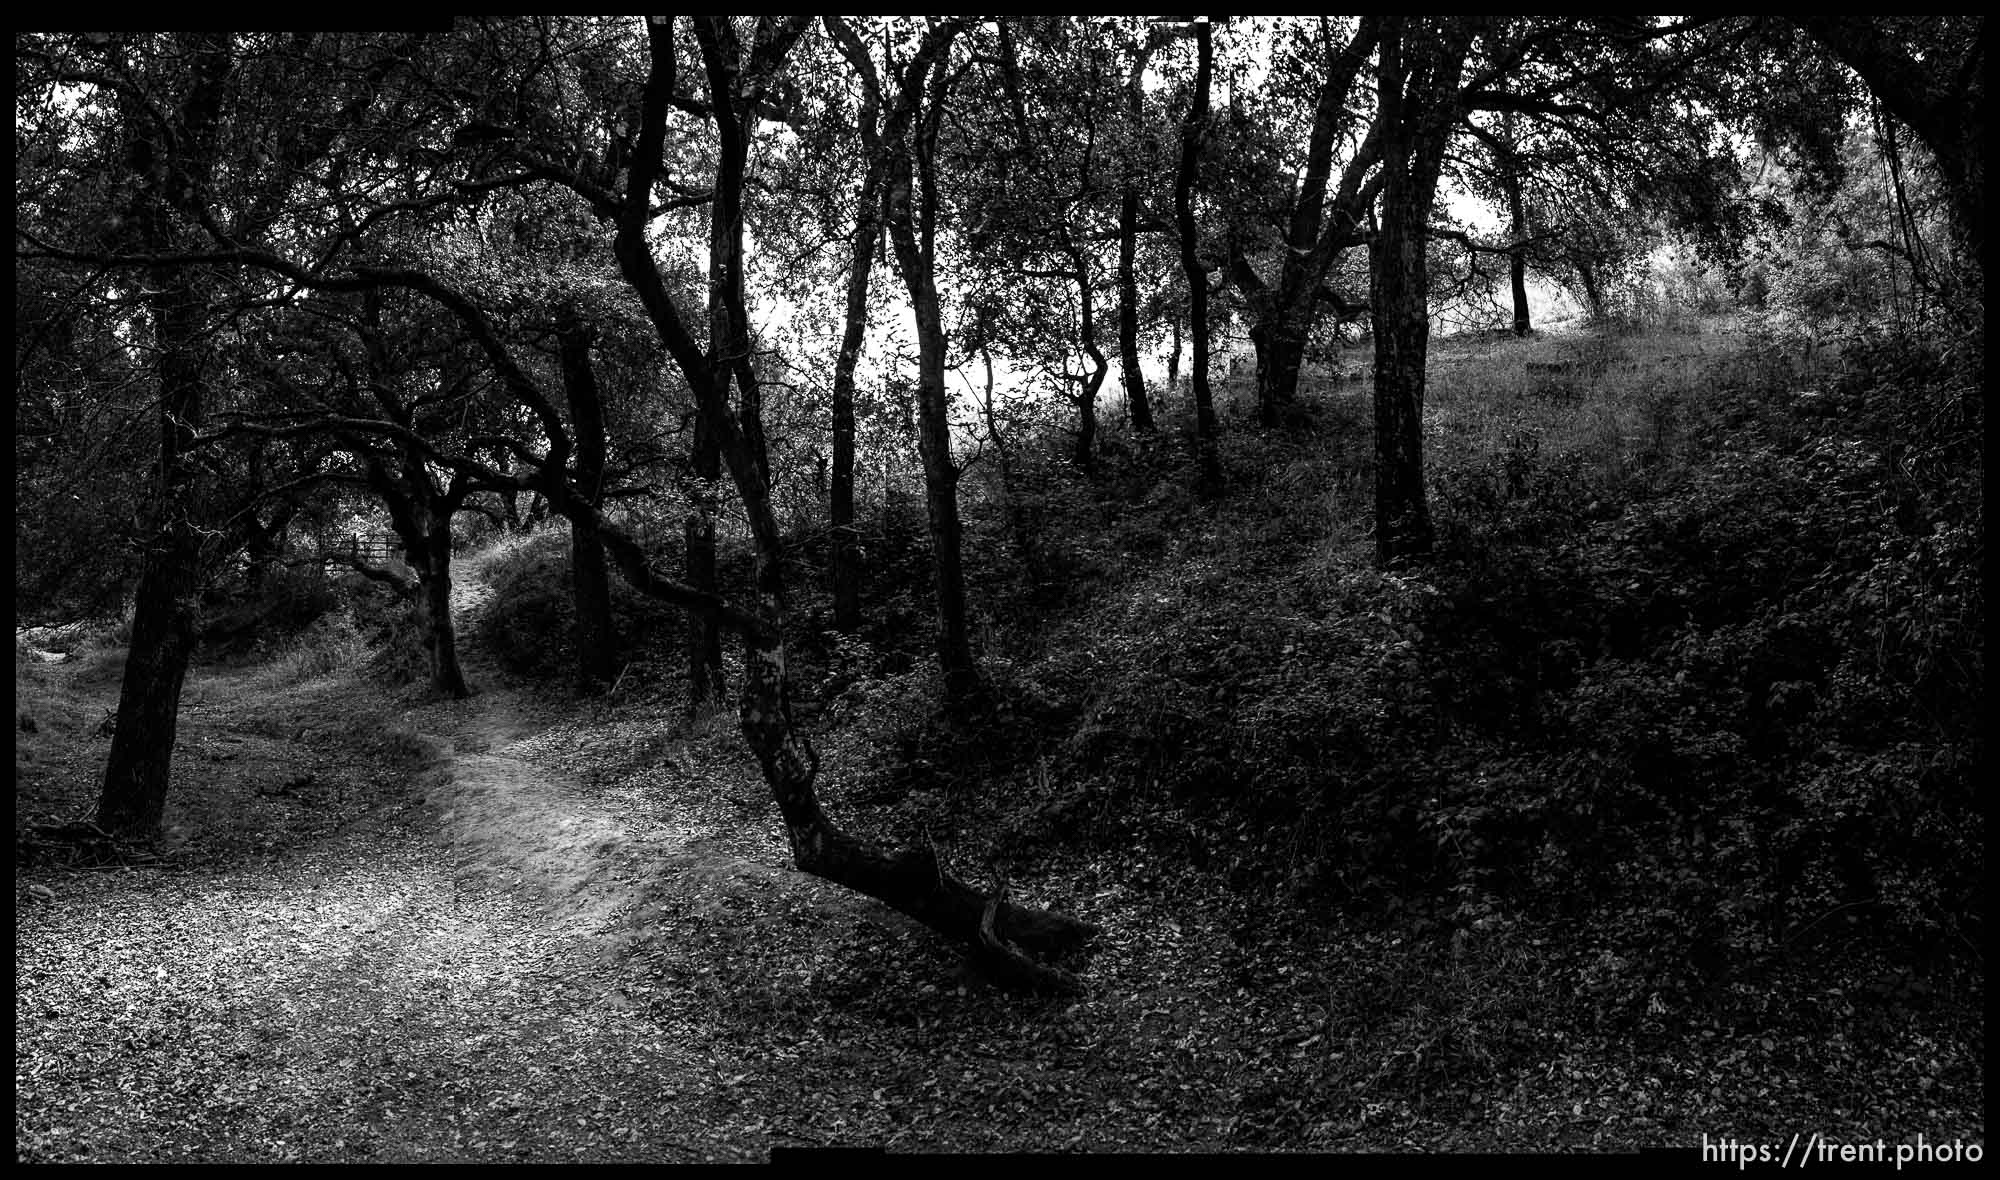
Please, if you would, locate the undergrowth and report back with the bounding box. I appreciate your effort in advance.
[273,319,1977,1105]
[817,321,1982,1053]
[470,527,687,690]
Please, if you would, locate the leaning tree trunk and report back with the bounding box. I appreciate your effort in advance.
[601,15,1092,991]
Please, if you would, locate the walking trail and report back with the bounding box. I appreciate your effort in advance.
[16,561,943,1162]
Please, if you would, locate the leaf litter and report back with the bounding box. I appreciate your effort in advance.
[14,570,1983,1160]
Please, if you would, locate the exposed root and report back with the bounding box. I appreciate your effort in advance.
[977,894,1086,996]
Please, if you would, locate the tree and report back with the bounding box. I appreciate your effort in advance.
[13,257,155,624]
[556,317,618,692]
[607,16,1092,988]
[49,33,239,838]
[1369,16,1473,565]
[1172,19,1223,490]
[1115,21,1174,434]
[1225,17,1382,427]
[1790,16,1985,289]
[818,17,898,634]
[1451,19,1758,335]
[955,17,1129,473]
[879,19,983,710]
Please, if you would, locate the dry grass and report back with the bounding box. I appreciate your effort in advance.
[62,622,133,689]
[268,611,372,685]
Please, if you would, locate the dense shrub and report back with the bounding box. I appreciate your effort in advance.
[198,565,339,659]
[470,528,684,686]
[271,610,370,683]
[1405,335,1983,1007]
[1024,329,1979,1021]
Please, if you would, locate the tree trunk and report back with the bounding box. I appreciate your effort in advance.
[1371,211,1435,564]
[1252,316,1309,428]
[95,35,234,841]
[886,61,980,710]
[827,76,887,635]
[99,529,204,837]
[569,508,615,692]
[559,323,617,692]
[1175,21,1221,490]
[1117,37,1158,436]
[686,410,727,711]
[1369,17,1471,566]
[1509,249,1532,336]
[1240,18,1381,430]
[738,617,1095,990]
[1574,255,1606,324]
[414,525,471,699]
[241,504,293,593]
[829,379,862,633]
[1071,244,1107,471]
[1117,184,1154,433]
[1502,129,1532,336]
[359,441,471,700]
[1792,17,1986,288]
[1075,362,1103,471]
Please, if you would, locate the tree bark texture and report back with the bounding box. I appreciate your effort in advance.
[414,524,471,699]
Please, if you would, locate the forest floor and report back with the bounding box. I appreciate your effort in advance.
[15,535,1985,1161]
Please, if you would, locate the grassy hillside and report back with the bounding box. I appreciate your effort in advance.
[468,320,1986,1053]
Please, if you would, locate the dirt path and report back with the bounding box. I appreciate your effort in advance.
[14,570,863,1163]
